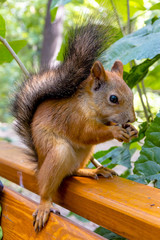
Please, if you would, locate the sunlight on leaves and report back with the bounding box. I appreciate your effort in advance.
[0,15,5,38]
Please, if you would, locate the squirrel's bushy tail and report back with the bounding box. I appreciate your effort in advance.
[12,13,116,161]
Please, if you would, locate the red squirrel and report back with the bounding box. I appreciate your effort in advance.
[12,15,138,231]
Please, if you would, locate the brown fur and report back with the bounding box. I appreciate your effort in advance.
[31,60,137,231]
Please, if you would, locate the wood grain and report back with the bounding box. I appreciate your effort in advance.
[0,142,37,192]
[1,142,160,239]
[0,186,104,240]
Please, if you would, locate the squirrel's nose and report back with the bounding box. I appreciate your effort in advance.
[128,115,136,123]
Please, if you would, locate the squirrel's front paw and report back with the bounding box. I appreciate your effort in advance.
[33,201,60,232]
[123,123,138,140]
[112,126,130,143]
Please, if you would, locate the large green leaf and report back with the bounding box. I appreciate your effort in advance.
[0,40,27,64]
[124,55,160,88]
[95,227,127,240]
[95,144,132,169]
[133,112,160,188]
[102,18,160,69]
[0,15,5,38]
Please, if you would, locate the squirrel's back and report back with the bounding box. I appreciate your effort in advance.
[12,14,116,160]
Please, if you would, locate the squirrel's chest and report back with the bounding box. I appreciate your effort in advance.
[71,144,94,171]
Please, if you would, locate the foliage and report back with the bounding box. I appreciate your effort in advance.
[0,40,27,64]
[0,15,5,37]
[102,17,160,69]
[95,227,127,240]
[124,55,160,89]
[95,0,145,23]
[144,61,160,90]
[0,205,2,240]
[130,112,160,187]
[94,144,133,169]
[0,0,46,122]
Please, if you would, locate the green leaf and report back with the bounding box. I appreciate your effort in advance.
[137,121,149,141]
[150,3,160,10]
[0,205,2,240]
[95,0,145,22]
[127,174,147,184]
[0,15,5,38]
[102,18,160,69]
[96,144,132,169]
[95,227,127,240]
[134,161,160,176]
[87,147,117,168]
[94,147,117,159]
[124,55,160,88]
[0,40,27,64]
[144,63,160,90]
[133,112,160,187]
[50,7,58,22]
[56,38,66,61]
[120,169,130,178]
[0,227,2,240]
[0,0,6,4]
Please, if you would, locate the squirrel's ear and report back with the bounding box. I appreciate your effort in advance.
[111,60,123,78]
[91,61,106,80]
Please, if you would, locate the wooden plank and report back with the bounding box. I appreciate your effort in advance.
[0,142,37,192]
[0,186,104,240]
[1,142,160,239]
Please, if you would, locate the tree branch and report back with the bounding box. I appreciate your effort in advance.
[136,84,149,122]
[127,0,131,34]
[0,36,30,78]
[141,79,153,121]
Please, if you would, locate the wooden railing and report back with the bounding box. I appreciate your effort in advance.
[0,141,160,240]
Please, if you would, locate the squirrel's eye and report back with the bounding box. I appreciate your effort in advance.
[110,95,118,104]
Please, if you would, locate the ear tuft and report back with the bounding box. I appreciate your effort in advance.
[91,61,105,79]
[111,60,123,78]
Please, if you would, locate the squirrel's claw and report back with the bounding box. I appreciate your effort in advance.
[123,123,138,139]
[33,202,60,232]
[95,166,118,178]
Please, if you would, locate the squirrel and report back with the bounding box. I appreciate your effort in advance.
[12,14,138,231]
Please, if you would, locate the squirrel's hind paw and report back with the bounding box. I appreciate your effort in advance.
[33,201,60,232]
[74,167,117,180]
[96,166,118,178]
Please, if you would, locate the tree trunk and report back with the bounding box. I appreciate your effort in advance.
[40,0,64,68]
